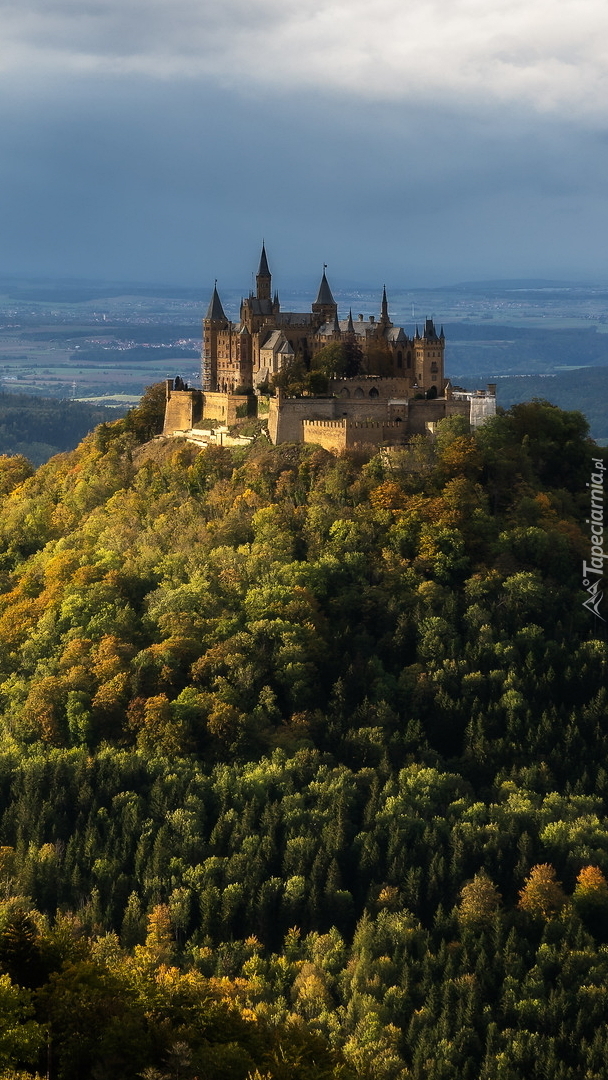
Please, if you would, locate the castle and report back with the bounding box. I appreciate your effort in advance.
[163,245,496,451]
[202,243,444,395]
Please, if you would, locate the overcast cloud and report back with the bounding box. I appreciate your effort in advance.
[3,0,608,119]
[0,0,606,286]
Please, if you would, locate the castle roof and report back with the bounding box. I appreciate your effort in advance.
[247,297,275,316]
[257,243,271,277]
[423,318,439,341]
[338,318,366,336]
[276,312,314,327]
[260,329,284,351]
[315,270,336,307]
[205,284,228,322]
[318,318,341,335]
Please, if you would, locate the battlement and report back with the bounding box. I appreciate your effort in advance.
[302,416,408,452]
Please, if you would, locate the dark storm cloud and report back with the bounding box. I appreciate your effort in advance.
[0,1,607,285]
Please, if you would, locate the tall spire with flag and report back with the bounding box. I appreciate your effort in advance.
[256,242,272,301]
[380,285,390,326]
[312,264,338,321]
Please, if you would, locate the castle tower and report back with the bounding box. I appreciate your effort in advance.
[202,283,229,392]
[413,317,445,395]
[256,243,272,302]
[312,267,338,324]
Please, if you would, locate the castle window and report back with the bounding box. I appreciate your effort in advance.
[354,387,364,398]
[369,387,379,398]
[397,351,403,368]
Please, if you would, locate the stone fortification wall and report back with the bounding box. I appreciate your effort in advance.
[329,376,411,401]
[268,392,467,445]
[302,419,348,452]
[337,400,405,423]
[407,397,470,435]
[268,395,336,444]
[163,387,203,435]
[302,419,408,453]
[202,392,254,424]
[268,391,409,445]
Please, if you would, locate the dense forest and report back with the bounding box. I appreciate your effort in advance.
[473,367,608,443]
[0,393,124,466]
[0,387,606,1080]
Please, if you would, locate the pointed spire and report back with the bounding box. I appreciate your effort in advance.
[347,309,354,333]
[256,243,272,301]
[439,325,445,339]
[333,312,340,334]
[257,242,270,278]
[314,266,336,307]
[381,285,389,324]
[205,282,227,322]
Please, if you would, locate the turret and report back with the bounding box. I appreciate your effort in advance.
[202,282,229,392]
[205,283,228,323]
[256,243,272,302]
[413,317,445,394]
[312,266,338,323]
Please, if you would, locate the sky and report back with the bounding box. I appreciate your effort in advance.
[1,0,608,290]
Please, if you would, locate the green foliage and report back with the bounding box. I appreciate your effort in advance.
[0,392,125,466]
[0,399,603,1077]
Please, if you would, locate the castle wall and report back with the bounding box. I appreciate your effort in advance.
[329,377,411,401]
[302,419,408,453]
[407,397,470,435]
[268,395,337,444]
[163,388,203,435]
[268,389,467,445]
[202,392,254,424]
[302,419,348,452]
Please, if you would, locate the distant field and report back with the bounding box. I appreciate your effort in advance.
[0,319,200,398]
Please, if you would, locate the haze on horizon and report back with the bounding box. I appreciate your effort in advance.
[1,0,608,291]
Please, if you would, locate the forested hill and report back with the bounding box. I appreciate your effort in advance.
[0,394,607,1080]
[0,391,125,465]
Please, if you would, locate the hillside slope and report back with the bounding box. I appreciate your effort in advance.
[0,399,606,1080]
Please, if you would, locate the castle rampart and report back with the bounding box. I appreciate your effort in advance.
[163,380,203,435]
[202,391,253,424]
[302,417,409,452]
